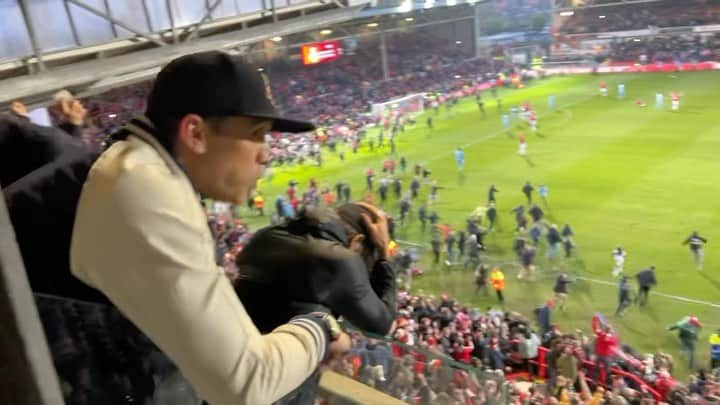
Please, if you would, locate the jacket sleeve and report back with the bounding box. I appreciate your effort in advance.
[369,260,397,323]
[0,116,84,188]
[324,255,395,336]
[57,122,83,138]
[71,163,328,405]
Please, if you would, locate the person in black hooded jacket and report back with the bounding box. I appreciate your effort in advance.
[1,112,160,403]
[1,113,104,302]
[234,202,397,337]
[235,202,396,404]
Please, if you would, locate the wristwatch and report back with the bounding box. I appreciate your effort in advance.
[310,312,342,341]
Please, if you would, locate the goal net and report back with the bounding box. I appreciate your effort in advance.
[370,93,426,120]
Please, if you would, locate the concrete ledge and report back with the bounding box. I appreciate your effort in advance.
[318,370,406,404]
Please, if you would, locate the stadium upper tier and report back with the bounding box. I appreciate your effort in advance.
[555,0,720,35]
[73,31,487,148]
[70,29,720,153]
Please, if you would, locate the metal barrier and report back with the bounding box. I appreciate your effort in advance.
[337,328,511,404]
[0,188,65,405]
[341,327,666,402]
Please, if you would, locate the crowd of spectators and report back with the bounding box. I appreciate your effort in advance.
[608,34,720,64]
[330,290,720,404]
[557,0,720,35]
[11,19,720,404]
[67,25,720,160]
[264,31,488,130]
[74,32,494,161]
[33,215,720,404]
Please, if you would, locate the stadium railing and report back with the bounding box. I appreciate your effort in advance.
[337,328,664,402]
[334,328,511,404]
[543,61,720,75]
[28,292,667,403]
[523,345,663,401]
[0,187,65,404]
[34,293,397,405]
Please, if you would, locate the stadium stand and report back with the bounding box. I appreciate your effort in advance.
[175,198,720,404]
[328,290,720,404]
[6,3,720,401]
[556,0,720,34]
[71,31,495,158]
[608,34,720,65]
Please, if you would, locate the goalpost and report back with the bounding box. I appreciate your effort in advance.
[370,93,426,120]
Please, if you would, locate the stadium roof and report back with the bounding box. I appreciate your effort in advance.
[0,0,485,109]
[0,1,368,109]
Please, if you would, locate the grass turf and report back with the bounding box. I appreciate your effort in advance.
[243,71,720,378]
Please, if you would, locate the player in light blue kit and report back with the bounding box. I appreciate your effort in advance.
[618,83,626,99]
[502,114,510,132]
[539,184,549,205]
[455,147,465,171]
[656,92,664,109]
[511,106,520,121]
[549,94,556,110]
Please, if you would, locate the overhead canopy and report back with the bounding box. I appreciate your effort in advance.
[0,2,368,108]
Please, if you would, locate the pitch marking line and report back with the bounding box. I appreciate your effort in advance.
[395,239,720,309]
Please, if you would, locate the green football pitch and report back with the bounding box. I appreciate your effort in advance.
[243,71,720,377]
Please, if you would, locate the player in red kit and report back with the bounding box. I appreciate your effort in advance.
[671,92,681,111]
[286,182,297,201]
[518,132,528,156]
[529,111,538,132]
[521,101,531,121]
[600,80,608,97]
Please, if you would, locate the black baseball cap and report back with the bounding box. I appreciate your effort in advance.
[146,51,315,133]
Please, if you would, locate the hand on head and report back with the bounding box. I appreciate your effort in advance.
[356,201,390,260]
[60,99,87,126]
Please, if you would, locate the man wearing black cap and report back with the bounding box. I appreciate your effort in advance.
[69,51,350,405]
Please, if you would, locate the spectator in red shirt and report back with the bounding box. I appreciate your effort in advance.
[452,336,475,364]
[286,183,296,200]
[593,316,619,385]
[654,368,676,400]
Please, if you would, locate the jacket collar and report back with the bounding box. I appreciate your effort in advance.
[121,115,184,177]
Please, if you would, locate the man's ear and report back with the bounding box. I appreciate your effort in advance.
[177,114,208,154]
[348,234,365,254]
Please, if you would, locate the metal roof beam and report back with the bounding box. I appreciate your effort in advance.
[67,0,167,47]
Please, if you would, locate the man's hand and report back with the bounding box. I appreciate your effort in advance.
[356,201,390,260]
[11,101,28,117]
[60,99,87,126]
[326,331,351,363]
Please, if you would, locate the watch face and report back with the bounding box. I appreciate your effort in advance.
[311,312,342,340]
[326,315,342,340]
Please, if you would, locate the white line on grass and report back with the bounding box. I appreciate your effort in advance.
[575,275,720,308]
[395,239,425,247]
[394,239,720,309]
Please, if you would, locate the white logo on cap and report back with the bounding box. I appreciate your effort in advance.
[259,72,275,107]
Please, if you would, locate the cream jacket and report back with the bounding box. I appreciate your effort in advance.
[70,117,327,405]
